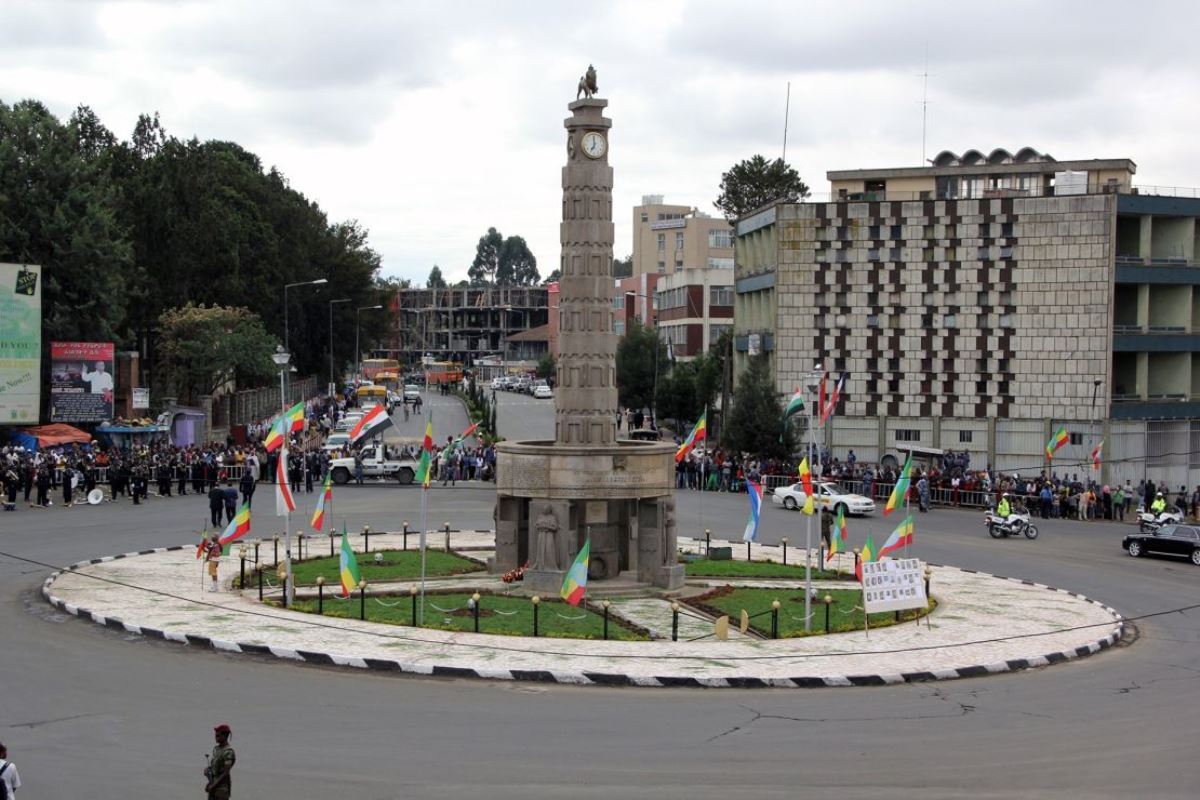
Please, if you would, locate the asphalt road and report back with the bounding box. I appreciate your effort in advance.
[1,398,1198,798]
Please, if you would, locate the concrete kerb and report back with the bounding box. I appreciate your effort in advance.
[42,542,1126,690]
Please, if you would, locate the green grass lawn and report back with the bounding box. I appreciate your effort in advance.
[688,586,930,638]
[683,557,852,581]
[290,591,648,641]
[287,549,484,587]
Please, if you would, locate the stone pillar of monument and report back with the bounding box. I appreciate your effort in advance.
[556,98,617,447]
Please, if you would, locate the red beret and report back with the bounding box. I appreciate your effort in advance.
[214,724,231,734]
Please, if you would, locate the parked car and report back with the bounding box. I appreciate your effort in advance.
[403,384,421,402]
[533,383,553,399]
[770,480,876,516]
[1123,524,1200,566]
[490,377,505,390]
[322,433,351,452]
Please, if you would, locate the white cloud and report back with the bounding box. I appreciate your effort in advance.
[3,0,1199,284]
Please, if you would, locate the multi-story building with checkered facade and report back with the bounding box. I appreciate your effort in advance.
[734,150,1200,488]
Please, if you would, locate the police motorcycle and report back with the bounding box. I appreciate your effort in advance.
[1137,505,1183,534]
[984,495,1039,539]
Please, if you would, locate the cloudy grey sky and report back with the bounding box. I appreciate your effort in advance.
[4,0,1198,285]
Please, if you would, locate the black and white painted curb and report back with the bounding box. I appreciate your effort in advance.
[42,547,1125,689]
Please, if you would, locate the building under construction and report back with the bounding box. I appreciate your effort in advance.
[389,285,551,367]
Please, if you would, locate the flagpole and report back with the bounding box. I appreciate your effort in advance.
[804,387,814,633]
[419,482,428,625]
[698,405,706,554]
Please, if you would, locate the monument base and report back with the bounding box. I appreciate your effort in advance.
[656,564,686,591]
[524,569,568,595]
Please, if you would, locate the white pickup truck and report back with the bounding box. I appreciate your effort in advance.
[329,444,419,485]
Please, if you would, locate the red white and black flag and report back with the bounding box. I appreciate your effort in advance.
[349,404,395,443]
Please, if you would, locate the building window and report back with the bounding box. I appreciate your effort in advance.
[614,320,625,335]
[676,232,684,251]
[999,312,1013,327]
[888,357,900,371]
[641,212,649,223]
[708,229,733,249]
[657,233,665,252]
[707,257,734,269]
[867,248,881,262]
[1000,246,1014,259]
[1001,222,1013,237]
[944,314,957,328]
[613,294,624,310]
[867,314,879,328]
[977,246,990,259]
[888,247,902,261]
[656,261,665,274]
[709,286,734,306]
[868,225,880,239]
[888,379,900,392]
[976,290,989,306]
[835,250,850,263]
[895,429,920,442]
[958,430,973,443]
[890,225,902,239]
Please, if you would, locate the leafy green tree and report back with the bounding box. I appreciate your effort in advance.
[536,353,555,380]
[468,227,503,286]
[615,319,666,411]
[155,304,278,402]
[427,265,447,288]
[612,254,633,278]
[500,234,539,285]
[722,354,793,458]
[542,269,561,284]
[714,155,810,224]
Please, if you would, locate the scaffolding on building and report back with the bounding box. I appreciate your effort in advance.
[391,285,549,366]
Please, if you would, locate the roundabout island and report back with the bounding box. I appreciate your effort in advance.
[43,529,1124,688]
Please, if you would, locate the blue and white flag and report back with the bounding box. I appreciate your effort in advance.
[743,479,763,542]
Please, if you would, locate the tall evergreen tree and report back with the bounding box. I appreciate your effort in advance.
[722,354,793,458]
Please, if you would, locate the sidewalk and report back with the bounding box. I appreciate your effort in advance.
[43,531,1124,689]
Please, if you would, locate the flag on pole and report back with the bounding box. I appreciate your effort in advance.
[821,372,845,424]
[783,388,805,420]
[415,416,434,488]
[1046,426,1069,461]
[560,539,591,606]
[349,404,395,443]
[339,523,361,597]
[742,479,764,542]
[262,416,287,453]
[1091,440,1103,471]
[310,472,332,531]
[275,447,296,515]
[877,514,915,559]
[675,410,707,463]
[884,454,913,516]
[856,534,876,581]
[283,401,305,432]
[818,372,827,421]
[798,457,815,514]
[218,503,251,547]
[195,524,209,559]
[452,421,481,451]
[828,505,847,561]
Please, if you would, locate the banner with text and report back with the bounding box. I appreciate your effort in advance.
[861,558,928,615]
[0,263,42,425]
[51,341,115,423]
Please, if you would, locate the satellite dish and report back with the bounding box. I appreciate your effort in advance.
[87,489,104,505]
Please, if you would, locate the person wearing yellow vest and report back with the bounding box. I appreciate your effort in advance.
[1150,492,1167,515]
[997,493,1012,519]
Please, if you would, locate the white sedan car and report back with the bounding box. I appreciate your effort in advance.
[771,480,876,516]
[533,383,553,399]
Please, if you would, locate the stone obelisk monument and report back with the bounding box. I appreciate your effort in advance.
[491,67,683,593]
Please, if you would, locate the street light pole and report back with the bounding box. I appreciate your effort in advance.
[329,298,350,396]
[356,305,383,382]
[271,346,294,607]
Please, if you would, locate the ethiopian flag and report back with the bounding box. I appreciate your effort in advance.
[884,454,913,516]
[675,411,707,463]
[217,503,252,547]
[1046,426,1069,461]
[560,538,590,606]
[283,401,305,432]
[878,514,914,559]
[310,472,332,532]
[828,505,847,561]
[856,534,876,581]
[783,388,805,420]
[414,416,434,488]
[452,421,481,450]
[339,523,361,597]
[1091,440,1103,471]
[798,457,813,495]
[262,416,286,453]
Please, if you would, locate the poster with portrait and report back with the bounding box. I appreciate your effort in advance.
[0,263,42,425]
[51,341,115,423]
[861,558,928,615]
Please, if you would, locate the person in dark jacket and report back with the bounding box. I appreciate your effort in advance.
[223,482,238,524]
[208,483,225,527]
[239,469,256,509]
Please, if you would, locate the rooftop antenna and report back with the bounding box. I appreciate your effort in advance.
[918,43,933,165]
[782,81,791,162]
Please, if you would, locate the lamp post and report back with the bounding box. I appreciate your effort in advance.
[356,305,383,382]
[329,298,350,396]
[271,345,295,607]
[283,279,328,355]
[803,363,823,632]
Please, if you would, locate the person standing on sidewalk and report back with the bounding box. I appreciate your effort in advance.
[0,741,22,796]
[204,724,236,799]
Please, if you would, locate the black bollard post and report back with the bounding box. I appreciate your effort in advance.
[281,573,288,609]
[411,587,418,626]
[824,595,832,634]
[257,566,263,601]
[472,592,481,633]
[782,537,788,565]
[329,530,335,557]
[532,596,540,637]
[771,600,779,639]
[705,528,711,555]
[360,583,366,620]
[273,537,279,565]
[317,577,325,614]
[239,554,245,590]
[254,541,260,568]
[671,602,680,642]
[363,524,371,553]
[746,541,752,562]
[602,600,610,640]
[403,520,409,551]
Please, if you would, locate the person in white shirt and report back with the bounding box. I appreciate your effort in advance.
[0,741,21,796]
[81,361,114,394]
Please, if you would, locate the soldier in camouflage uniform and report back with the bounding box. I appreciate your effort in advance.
[204,724,236,799]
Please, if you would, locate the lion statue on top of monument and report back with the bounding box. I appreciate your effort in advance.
[576,64,598,100]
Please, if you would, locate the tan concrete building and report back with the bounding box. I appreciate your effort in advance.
[654,267,734,359]
[631,195,734,277]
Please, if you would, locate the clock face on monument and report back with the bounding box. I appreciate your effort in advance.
[581,131,607,159]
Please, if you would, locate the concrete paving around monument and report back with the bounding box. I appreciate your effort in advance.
[43,530,1124,688]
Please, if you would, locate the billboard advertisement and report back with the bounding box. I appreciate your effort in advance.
[51,341,115,423]
[0,263,42,425]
